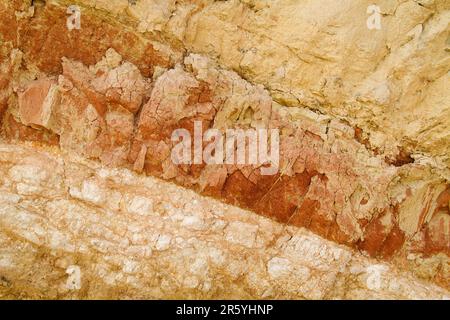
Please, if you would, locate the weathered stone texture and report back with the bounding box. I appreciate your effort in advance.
[0,0,448,298]
[0,142,448,299]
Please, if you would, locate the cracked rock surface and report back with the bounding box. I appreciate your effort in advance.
[0,142,448,299]
[0,0,449,298]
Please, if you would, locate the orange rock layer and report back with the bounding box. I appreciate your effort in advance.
[0,0,448,289]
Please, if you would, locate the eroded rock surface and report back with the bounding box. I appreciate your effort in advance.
[0,0,448,298]
[0,142,448,299]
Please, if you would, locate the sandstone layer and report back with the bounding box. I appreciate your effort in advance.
[0,142,448,299]
[0,0,449,298]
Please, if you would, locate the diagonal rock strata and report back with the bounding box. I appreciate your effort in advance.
[0,142,448,299]
[0,0,448,297]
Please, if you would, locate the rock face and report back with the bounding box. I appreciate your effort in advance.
[0,142,448,299]
[0,0,449,298]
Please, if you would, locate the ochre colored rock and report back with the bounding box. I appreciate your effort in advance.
[18,78,56,127]
[0,0,448,298]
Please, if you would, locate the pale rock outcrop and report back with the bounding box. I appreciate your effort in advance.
[0,0,448,298]
[0,142,448,299]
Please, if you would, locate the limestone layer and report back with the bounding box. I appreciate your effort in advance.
[0,0,449,297]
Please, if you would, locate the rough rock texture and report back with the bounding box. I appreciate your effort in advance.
[0,0,449,298]
[0,142,448,299]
